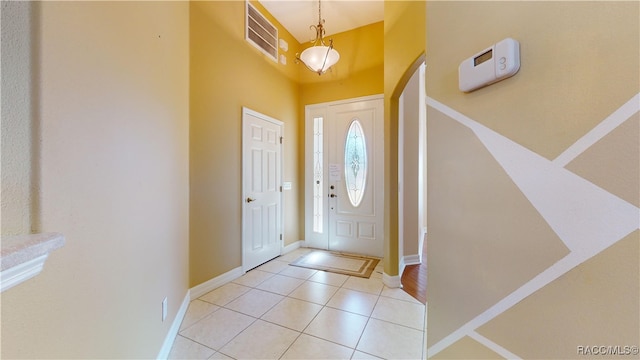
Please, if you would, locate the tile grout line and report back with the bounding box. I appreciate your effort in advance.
[351,287,383,355]
[277,275,328,360]
[173,334,218,356]
[171,250,425,359]
[278,270,352,359]
[214,267,307,359]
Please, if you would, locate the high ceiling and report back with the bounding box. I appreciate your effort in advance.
[258,0,384,44]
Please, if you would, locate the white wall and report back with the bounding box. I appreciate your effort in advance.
[1,2,190,358]
[399,63,426,267]
[1,1,37,234]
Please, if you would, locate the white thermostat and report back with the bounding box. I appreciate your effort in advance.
[458,38,520,92]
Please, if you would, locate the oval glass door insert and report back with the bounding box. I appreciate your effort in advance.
[344,119,367,207]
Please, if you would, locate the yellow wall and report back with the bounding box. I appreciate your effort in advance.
[0,1,391,357]
[383,1,426,276]
[426,2,639,358]
[299,21,384,86]
[299,21,384,104]
[298,21,384,105]
[189,1,301,287]
[1,2,190,358]
[297,22,384,236]
[251,0,302,83]
[190,3,384,287]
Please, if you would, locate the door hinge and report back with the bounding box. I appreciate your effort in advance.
[280,234,283,241]
[280,185,283,192]
[280,136,283,144]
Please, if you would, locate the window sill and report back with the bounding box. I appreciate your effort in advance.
[1,232,65,292]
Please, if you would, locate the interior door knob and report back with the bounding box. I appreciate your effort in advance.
[330,194,337,198]
[246,197,256,203]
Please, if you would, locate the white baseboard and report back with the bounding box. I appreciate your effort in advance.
[189,266,244,299]
[382,272,402,288]
[404,254,421,266]
[420,227,427,263]
[399,253,421,282]
[157,291,190,359]
[399,257,406,281]
[282,240,303,254]
[157,265,248,358]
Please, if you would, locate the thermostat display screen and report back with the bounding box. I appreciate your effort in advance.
[474,49,492,66]
[459,37,520,92]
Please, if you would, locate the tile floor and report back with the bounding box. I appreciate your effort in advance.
[169,248,426,360]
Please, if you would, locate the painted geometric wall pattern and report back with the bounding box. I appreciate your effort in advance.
[427,94,640,359]
[426,106,570,345]
[565,113,640,208]
[477,232,639,359]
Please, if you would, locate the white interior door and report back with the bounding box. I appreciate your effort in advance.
[242,107,283,271]
[305,96,383,257]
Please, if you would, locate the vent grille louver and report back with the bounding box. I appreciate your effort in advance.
[246,2,278,61]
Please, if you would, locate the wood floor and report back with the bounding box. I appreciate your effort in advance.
[401,240,427,304]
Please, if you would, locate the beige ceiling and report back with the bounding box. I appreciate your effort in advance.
[258,0,384,44]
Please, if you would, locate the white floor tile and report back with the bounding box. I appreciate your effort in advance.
[288,280,339,305]
[231,269,274,287]
[351,350,383,359]
[281,334,354,360]
[279,265,318,279]
[370,264,384,279]
[168,335,215,360]
[304,307,368,348]
[342,276,384,295]
[381,286,423,304]
[371,296,425,331]
[256,274,305,295]
[179,299,220,331]
[199,283,251,307]
[179,308,255,350]
[356,318,424,360]
[219,320,299,359]
[224,288,283,318]
[208,352,233,359]
[170,253,425,360]
[308,270,349,287]
[256,259,289,274]
[278,248,312,262]
[326,288,379,316]
[261,297,322,331]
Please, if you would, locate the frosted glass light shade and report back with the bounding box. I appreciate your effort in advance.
[299,45,340,74]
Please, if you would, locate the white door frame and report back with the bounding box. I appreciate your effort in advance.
[304,94,384,256]
[242,107,284,272]
[398,62,427,274]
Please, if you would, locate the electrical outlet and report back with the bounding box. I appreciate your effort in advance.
[162,297,168,322]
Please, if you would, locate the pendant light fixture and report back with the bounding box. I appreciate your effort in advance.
[296,0,340,75]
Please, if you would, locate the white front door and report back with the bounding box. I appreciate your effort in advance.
[305,96,384,257]
[242,107,283,271]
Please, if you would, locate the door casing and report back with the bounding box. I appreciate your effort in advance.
[242,107,283,272]
[304,95,384,257]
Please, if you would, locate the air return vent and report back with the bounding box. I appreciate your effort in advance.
[246,2,278,62]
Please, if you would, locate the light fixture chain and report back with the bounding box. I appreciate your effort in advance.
[295,0,339,75]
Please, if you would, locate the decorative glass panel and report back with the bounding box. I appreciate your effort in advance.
[313,117,324,233]
[344,119,367,207]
